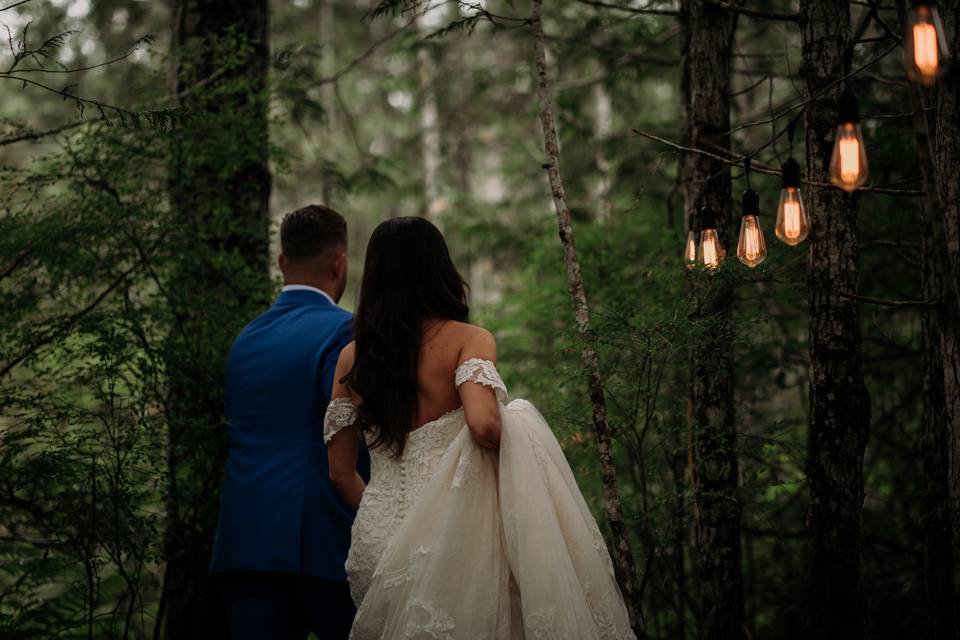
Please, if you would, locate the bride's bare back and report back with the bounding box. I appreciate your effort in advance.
[411,320,496,431]
[327,320,502,511]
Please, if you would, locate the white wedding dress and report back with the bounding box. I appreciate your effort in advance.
[323,358,636,640]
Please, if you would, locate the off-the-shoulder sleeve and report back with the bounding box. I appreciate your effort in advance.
[324,397,358,443]
[455,358,508,404]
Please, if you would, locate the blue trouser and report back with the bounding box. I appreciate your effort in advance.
[218,571,355,640]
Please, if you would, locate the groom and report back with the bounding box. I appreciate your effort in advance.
[210,205,368,639]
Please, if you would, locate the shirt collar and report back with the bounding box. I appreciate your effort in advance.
[281,284,336,307]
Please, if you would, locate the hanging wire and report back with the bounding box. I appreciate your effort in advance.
[786,115,797,158]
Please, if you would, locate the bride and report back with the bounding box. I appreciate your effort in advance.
[324,216,636,639]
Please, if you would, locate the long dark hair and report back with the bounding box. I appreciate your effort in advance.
[344,217,468,456]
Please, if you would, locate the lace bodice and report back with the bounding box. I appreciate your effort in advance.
[322,358,507,444]
[323,358,508,605]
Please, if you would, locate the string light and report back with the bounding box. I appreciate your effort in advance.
[775,158,809,245]
[736,159,767,268]
[829,90,869,192]
[684,215,699,271]
[905,0,950,85]
[696,206,724,272]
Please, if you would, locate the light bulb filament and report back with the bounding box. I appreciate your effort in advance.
[702,239,720,268]
[913,22,939,77]
[839,136,861,185]
[782,201,802,240]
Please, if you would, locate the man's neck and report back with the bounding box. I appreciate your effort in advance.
[282,280,338,303]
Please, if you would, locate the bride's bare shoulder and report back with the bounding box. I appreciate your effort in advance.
[336,340,356,368]
[445,322,496,361]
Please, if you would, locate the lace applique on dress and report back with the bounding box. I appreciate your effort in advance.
[454,358,508,404]
[324,397,358,443]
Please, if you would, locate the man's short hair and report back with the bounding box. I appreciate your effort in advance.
[280,204,347,262]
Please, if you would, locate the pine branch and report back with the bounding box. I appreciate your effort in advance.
[0,242,160,380]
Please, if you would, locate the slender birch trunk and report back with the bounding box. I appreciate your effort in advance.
[416,11,444,220]
[529,0,642,633]
[799,1,871,637]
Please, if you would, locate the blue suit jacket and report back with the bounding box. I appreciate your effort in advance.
[210,289,369,580]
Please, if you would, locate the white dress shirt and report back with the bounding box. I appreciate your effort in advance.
[282,284,336,306]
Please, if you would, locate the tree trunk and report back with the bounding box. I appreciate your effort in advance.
[799,2,871,638]
[679,2,744,638]
[529,0,642,634]
[156,2,272,638]
[591,83,613,222]
[416,11,444,220]
[921,189,956,640]
[931,3,960,636]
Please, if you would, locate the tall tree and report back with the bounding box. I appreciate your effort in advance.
[679,1,744,638]
[799,2,871,638]
[416,10,444,220]
[920,158,955,640]
[930,1,960,635]
[155,2,272,638]
[529,0,642,633]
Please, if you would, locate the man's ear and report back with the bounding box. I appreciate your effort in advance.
[334,251,348,278]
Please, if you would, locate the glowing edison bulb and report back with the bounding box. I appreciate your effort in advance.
[829,122,868,192]
[736,188,766,268]
[775,158,810,245]
[694,207,724,272]
[697,229,724,272]
[684,230,698,271]
[775,188,809,245]
[737,215,767,268]
[914,22,939,75]
[905,3,950,86]
[830,91,868,192]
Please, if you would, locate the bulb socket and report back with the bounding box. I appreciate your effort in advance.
[837,90,860,124]
[699,206,717,230]
[742,189,759,216]
[781,158,801,189]
[911,0,936,7]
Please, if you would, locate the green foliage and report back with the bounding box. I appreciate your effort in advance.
[0,0,939,637]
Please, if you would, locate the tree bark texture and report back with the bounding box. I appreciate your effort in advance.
[529,0,643,634]
[157,2,272,638]
[931,3,960,637]
[679,2,744,639]
[799,2,871,638]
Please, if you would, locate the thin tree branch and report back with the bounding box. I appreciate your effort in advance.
[0,0,34,11]
[726,42,899,135]
[315,18,415,85]
[631,128,925,196]
[839,291,937,307]
[0,244,159,379]
[571,0,679,16]
[0,246,31,281]
[707,0,800,22]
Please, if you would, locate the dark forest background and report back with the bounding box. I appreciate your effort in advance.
[1,0,958,639]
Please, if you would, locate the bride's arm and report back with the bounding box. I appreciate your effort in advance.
[327,343,366,512]
[457,327,502,451]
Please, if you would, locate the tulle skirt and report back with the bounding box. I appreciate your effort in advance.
[349,399,636,640]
